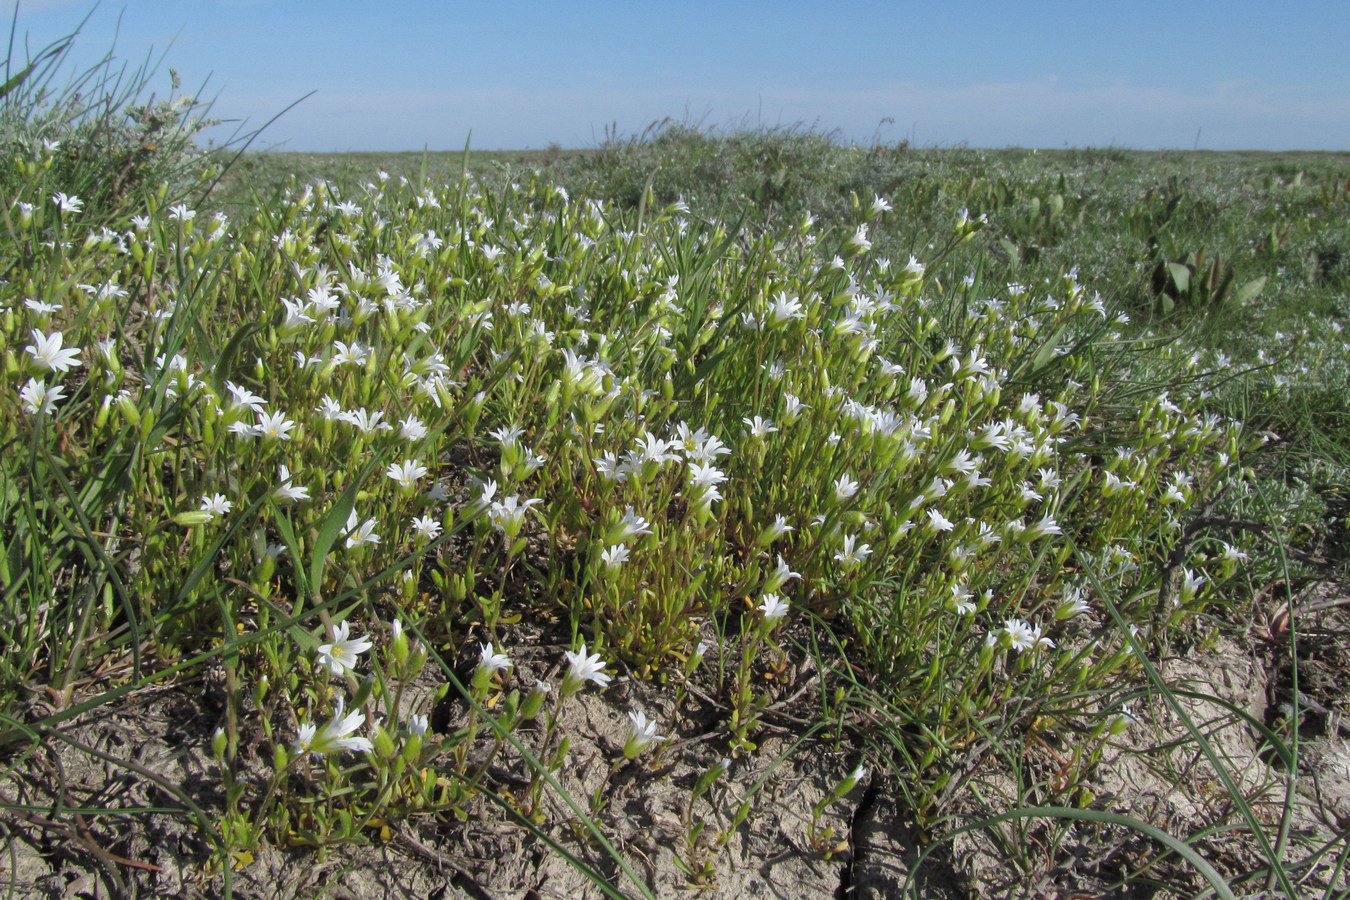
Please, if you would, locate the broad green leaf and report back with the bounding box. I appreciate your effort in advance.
[1166,261,1191,294]
[1233,276,1266,305]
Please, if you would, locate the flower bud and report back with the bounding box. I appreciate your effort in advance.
[549,736,570,771]
[692,758,730,798]
[498,690,521,730]
[407,642,428,678]
[374,723,396,760]
[211,727,227,762]
[402,733,423,763]
[519,682,550,721]
[350,673,375,707]
[391,620,410,663]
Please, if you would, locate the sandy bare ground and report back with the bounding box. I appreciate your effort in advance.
[3,582,1348,899]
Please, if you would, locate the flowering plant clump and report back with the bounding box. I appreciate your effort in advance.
[0,134,1281,890]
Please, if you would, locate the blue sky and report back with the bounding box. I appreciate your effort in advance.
[6,1,1348,152]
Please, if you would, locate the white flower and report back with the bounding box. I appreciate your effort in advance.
[225,380,266,412]
[200,494,232,518]
[1101,471,1136,496]
[743,415,777,439]
[782,394,811,422]
[25,329,82,373]
[600,544,630,570]
[684,431,731,464]
[687,462,728,489]
[294,696,372,756]
[1024,515,1062,541]
[1004,618,1036,652]
[631,431,679,468]
[488,494,542,536]
[411,515,442,540]
[344,510,381,548]
[624,709,666,757]
[942,449,979,477]
[1055,587,1091,619]
[1161,482,1187,504]
[926,509,955,532]
[609,505,652,543]
[24,298,60,316]
[331,340,370,366]
[316,620,373,675]
[764,554,801,592]
[948,583,976,615]
[766,291,805,327]
[1178,569,1206,604]
[761,514,794,543]
[315,395,344,420]
[759,593,790,620]
[256,409,296,440]
[847,224,872,253]
[274,464,310,502]
[489,424,525,446]
[51,192,83,214]
[19,378,64,414]
[399,415,428,441]
[478,642,512,673]
[561,642,611,694]
[1004,618,1054,653]
[834,535,872,568]
[594,450,626,484]
[339,407,392,433]
[833,474,860,504]
[386,459,428,488]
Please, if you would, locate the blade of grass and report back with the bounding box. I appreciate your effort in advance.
[908,806,1237,900]
[1072,536,1299,898]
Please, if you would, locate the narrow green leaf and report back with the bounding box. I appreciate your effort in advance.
[307,459,379,599]
[264,498,318,651]
[0,39,69,101]
[908,806,1236,900]
[208,320,268,401]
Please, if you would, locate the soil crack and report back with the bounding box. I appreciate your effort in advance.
[836,779,880,899]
